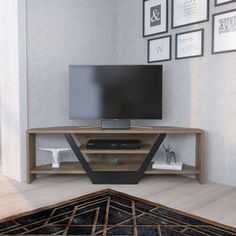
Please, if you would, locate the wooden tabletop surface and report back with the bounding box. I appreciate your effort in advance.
[27,126,204,134]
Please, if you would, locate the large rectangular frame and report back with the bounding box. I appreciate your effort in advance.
[175,29,204,60]
[172,0,209,29]
[215,0,236,6]
[212,9,236,54]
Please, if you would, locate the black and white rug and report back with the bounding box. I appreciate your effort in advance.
[0,189,235,235]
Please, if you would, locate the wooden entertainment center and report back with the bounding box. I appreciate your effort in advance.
[26,126,204,184]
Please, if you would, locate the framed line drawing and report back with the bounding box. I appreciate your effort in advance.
[143,0,168,37]
[176,29,204,59]
[212,9,236,54]
[148,35,172,63]
[172,0,209,29]
[215,0,236,6]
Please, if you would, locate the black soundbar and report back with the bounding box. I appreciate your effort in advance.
[87,139,141,150]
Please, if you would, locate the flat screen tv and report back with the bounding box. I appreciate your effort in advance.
[69,65,162,128]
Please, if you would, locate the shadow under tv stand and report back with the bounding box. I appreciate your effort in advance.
[26,126,204,184]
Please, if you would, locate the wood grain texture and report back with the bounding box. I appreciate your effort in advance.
[80,144,151,154]
[26,133,36,184]
[27,126,204,134]
[195,132,205,184]
[31,162,200,175]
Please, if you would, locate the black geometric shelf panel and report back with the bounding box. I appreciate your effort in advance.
[64,133,167,184]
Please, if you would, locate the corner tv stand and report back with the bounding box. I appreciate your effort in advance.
[26,126,204,184]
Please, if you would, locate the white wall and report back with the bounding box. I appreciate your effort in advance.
[0,0,27,181]
[116,0,236,186]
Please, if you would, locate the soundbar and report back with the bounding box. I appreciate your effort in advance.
[87,139,141,150]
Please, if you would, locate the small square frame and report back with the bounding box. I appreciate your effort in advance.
[143,0,168,37]
[148,35,172,63]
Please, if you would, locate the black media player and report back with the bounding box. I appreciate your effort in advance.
[87,139,141,150]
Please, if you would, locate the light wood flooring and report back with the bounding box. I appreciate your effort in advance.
[0,174,236,228]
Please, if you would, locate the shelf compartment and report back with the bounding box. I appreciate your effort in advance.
[31,162,199,175]
[145,164,200,175]
[79,144,151,154]
[31,162,86,174]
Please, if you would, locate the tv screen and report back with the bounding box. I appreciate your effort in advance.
[69,65,162,120]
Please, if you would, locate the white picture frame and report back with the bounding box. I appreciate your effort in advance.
[215,0,236,6]
[212,9,236,54]
[172,0,209,28]
[148,36,172,63]
[143,0,168,37]
[176,29,204,59]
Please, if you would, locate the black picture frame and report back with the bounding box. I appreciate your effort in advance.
[212,9,236,54]
[171,0,209,29]
[215,0,236,6]
[148,35,172,63]
[175,29,204,60]
[143,0,168,37]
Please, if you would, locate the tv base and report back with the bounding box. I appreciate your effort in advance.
[101,119,131,129]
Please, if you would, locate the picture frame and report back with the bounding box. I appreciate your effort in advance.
[212,9,236,54]
[215,0,236,6]
[172,0,209,29]
[148,35,172,63]
[176,29,204,60]
[143,0,168,37]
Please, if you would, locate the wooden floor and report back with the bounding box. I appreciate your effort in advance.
[0,173,236,228]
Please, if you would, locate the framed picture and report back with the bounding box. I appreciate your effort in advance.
[176,29,204,59]
[148,35,172,63]
[172,0,209,28]
[212,9,236,54]
[215,0,236,6]
[143,0,168,37]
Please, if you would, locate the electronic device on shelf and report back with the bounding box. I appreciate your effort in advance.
[69,65,163,129]
[87,139,141,150]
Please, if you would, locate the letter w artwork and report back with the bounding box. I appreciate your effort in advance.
[150,5,161,27]
[156,45,164,55]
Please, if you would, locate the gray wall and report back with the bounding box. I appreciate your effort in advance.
[27,0,117,128]
[116,0,236,186]
[26,0,117,165]
[26,0,236,186]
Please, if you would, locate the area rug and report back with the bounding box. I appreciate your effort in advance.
[0,189,235,235]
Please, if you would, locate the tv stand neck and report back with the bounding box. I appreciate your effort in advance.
[101,119,131,129]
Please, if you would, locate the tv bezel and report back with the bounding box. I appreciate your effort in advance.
[69,65,163,122]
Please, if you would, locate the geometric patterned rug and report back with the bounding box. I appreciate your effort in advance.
[0,189,235,235]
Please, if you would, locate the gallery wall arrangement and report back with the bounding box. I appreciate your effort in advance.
[143,0,236,63]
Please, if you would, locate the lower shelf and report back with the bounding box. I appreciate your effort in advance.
[31,162,200,175]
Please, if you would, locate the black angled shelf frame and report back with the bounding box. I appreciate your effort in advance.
[64,133,166,184]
